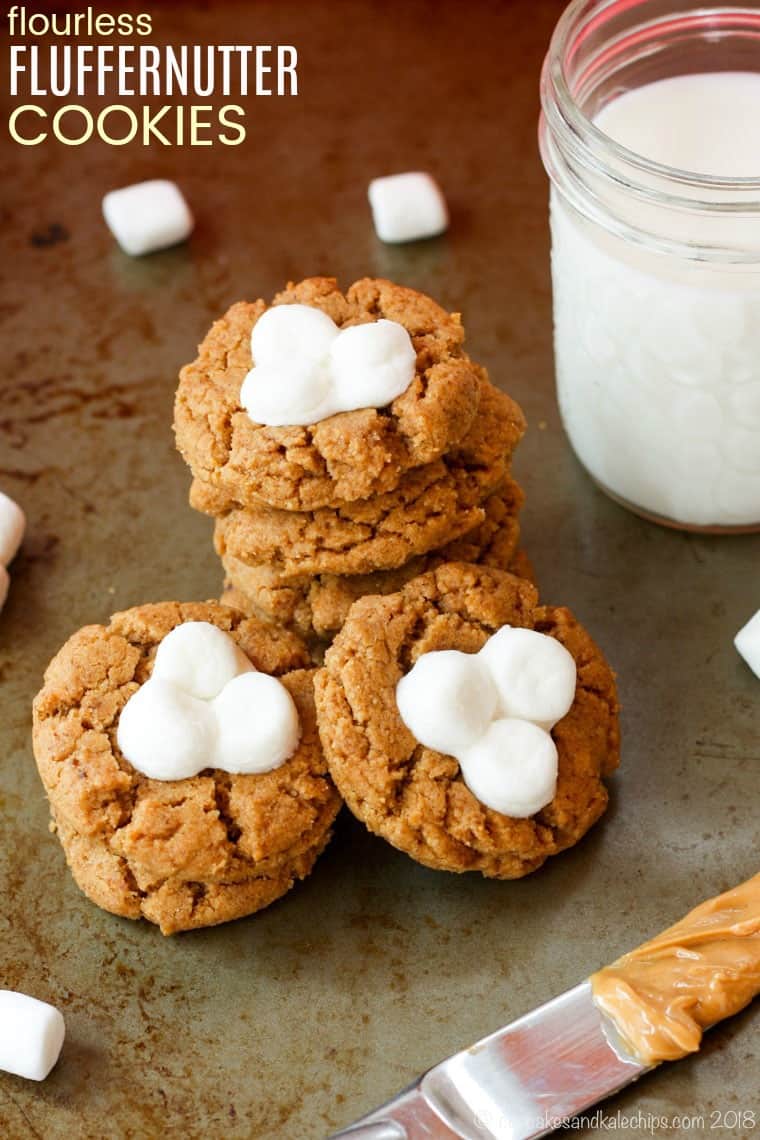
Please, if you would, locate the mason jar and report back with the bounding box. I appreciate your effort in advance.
[539,0,760,533]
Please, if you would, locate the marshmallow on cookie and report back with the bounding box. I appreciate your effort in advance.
[118,621,300,780]
[397,626,577,817]
[240,304,417,427]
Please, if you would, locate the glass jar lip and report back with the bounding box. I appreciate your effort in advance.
[547,0,760,195]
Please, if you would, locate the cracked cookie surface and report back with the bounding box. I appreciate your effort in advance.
[33,601,342,934]
[174,276,502,512]
[220,478,533,640]
[314,564,620,879]
[193,376,523,580]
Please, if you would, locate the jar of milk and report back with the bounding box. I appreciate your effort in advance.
[539,0,760,532]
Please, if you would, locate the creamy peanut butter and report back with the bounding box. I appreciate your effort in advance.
[591,872,760,1065]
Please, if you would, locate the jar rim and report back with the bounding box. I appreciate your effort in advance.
[545,0,760,197]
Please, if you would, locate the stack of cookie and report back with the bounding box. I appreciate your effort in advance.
[174,277,530,644]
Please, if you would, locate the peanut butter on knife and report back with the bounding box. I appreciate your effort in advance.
[591,872,760,1065]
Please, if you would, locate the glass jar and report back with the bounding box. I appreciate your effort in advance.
[539,0,760,532]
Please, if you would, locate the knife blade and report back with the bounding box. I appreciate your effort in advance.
[328,980,650,1139]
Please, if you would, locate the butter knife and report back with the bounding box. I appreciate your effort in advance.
[328,980,650,1139]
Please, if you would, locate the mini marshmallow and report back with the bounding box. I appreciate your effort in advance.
[117,621,301,781]
[368,172,449,243]
[330,320,418,409]
[153,621,253,701]
[0,990,65,1081]
[0,489,26,614]
[252,303,339,370]
[396,625,578,818]
[240,305,416,428]
[480,626,577,731]
[396,650,497,756]
[117,678,216,781]
[102,179,194,257]
[214,672,301,774]
[245,359,334,427]
[0,490,25,567]
[735,609,760,679]
[459,719,559,818]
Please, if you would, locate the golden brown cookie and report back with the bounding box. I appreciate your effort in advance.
[314,564,620,879]
[194,378,523,581]
[220,478,533,640]
[33,601,342,935]
[174,276,511,512]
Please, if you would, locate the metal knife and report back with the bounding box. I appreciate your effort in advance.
[328,980,650,1139]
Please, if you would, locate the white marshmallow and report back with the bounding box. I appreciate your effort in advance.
[241,360,334,428]
[0,990,65,1081]
[330,320,417,409]
[735,609,760,679]
[240,305,416,427]
[480,626,577,731]
[397,650,498,756]
[117,622,301,781]
[0,490,25,567]
[117,677,216,781]
[251,303,339,368]
[459,719,559,818]
[153,621,253,700]
[102,179,193,257]
[395,625,578,818]
[368,172,449,243]
[213,672,300,774]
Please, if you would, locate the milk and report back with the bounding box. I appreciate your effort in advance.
[550,73,760,528]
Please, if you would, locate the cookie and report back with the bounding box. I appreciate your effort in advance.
[220,478,533,640]
[314,564,620,879]
[194,377,523,581]
[174,276,505,512]
[33,602,342,934]
[221,546,533,644]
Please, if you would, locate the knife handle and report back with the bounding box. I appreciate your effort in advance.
[328,1082,463,1139]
